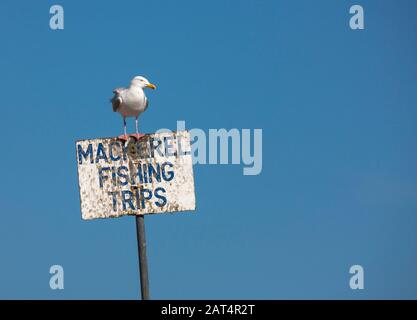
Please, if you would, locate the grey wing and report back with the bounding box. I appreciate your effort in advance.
[110,88,124,112]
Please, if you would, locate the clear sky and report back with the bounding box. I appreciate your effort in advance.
[0,0,417,299]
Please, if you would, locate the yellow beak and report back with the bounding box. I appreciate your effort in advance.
[146,83,156,90]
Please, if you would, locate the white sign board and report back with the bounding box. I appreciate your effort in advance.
[76,131,196,220]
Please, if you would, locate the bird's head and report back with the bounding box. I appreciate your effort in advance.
[131,76,156,90]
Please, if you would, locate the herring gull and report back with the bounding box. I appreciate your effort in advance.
[110,76,156,140]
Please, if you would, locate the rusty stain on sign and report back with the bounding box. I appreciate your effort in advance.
[76,131,196,220]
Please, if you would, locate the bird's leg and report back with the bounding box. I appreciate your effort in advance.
[135,116,144,140]
[124,117,127,139]
[118,117,128,141]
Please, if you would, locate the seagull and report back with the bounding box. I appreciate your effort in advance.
[110,76,156,140]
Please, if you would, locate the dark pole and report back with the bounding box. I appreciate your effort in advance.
[135,215,150,300]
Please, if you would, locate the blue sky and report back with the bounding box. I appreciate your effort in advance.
[0,0,417,299]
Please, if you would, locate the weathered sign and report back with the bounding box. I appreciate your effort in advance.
[76,131,196,220]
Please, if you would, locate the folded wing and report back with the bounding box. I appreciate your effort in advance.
[110,88,125,112]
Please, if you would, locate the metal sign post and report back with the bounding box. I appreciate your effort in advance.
[75,130,196,299]
[135,215,149,300]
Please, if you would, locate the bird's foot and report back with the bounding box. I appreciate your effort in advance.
[117,134,145,142]
[117,134,129,142]
[133,133,145,140]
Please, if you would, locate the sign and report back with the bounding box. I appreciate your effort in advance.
[76,131,196,220]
